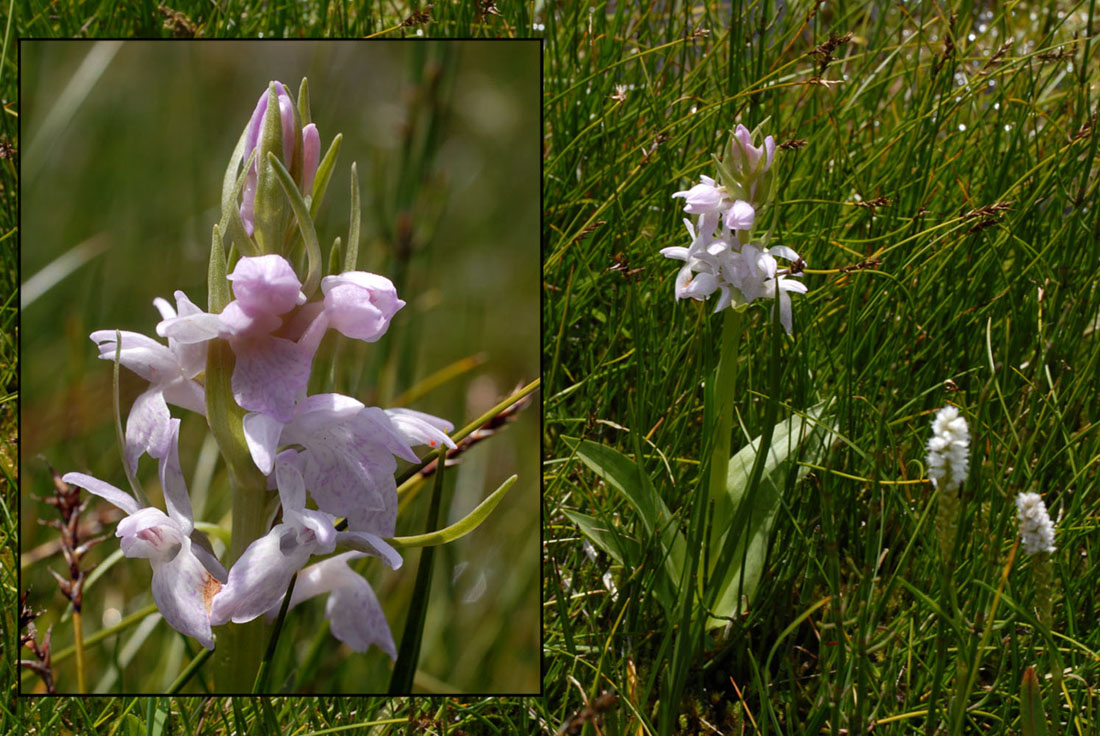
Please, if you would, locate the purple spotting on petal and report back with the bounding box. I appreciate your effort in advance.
[231,334,314,424]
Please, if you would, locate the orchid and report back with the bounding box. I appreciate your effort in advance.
[158,254,405,425]
[663,123,807,334]
[53,78,522,690]
[62,420,225,650]
[89,291,207,471]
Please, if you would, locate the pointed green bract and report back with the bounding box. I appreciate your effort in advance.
[266,152,323,297]
[386,475,517,549]
[345,162,361,273]
[310,133,343,220]
[1020,666,1049,736]
[253,82,288,255]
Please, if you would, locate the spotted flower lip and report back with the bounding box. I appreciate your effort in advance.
[62,420,225,650]
[242,393,455,537]
[210,450,403,627]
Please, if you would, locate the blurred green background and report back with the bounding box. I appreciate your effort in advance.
[21,41,539,694]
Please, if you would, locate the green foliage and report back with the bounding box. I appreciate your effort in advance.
[1020,666,1050,736]
[544,0,1100,733]
[708,402,835,629]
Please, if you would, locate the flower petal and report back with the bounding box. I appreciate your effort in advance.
[384,408,456,450]
[62,472,140,516]
[231,335,313,423]
[124,387,173,472]
[151,539,219,650]
[243,411,286,476]
[209,522,316,625]
[158,418,195,534]
[321,272,405,342]
[278,552,396,659]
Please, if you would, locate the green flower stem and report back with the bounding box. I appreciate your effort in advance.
[205,336,272,691]
[707,308,744,530]
[1033,551,1061,706]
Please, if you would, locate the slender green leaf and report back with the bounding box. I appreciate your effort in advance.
[570,437,687,607]
[561,509,641,568]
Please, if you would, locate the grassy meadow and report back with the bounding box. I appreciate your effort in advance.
[543,1,1099,734]
[2,0,1098,734]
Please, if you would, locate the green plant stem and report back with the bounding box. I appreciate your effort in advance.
[205,337,271,691]
[72,609,86,694]
[708,309,744,507]
[212,480,271,691]
[706,307,744,575]
[660,307,743,735]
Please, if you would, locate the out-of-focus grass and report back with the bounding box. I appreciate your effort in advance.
[20,41,539,694]
[543,0,1098,733]
[13,0,540,38]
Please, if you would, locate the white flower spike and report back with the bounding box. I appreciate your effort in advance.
[926,405,970,491]
[1016,492,1056,556]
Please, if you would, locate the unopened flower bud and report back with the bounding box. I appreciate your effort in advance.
[729,123,775,180]
[239,81,319,254]
[723,123,776,207]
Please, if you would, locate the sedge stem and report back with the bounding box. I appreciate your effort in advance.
[72,609,86,694]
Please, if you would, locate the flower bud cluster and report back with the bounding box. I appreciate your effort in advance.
[241,82,321,249]
[661,123,807,334]
[64,81,456,658]
[1015,492,1056,556]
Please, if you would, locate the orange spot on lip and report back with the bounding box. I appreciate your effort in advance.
[203,574,223,614]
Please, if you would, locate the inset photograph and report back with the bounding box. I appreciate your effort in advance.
[21,40,539,695]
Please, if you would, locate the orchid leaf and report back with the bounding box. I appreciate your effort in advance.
[561,509,641,568]
[707,401,834,628]
[569,438,686,607]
